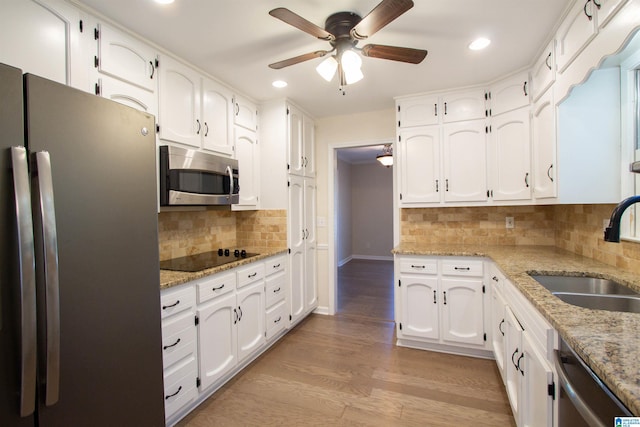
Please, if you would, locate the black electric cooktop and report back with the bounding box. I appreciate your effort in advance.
[159,249,259,272]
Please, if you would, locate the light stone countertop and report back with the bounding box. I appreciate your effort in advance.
[393,243,640,416]
[160,248,288,290]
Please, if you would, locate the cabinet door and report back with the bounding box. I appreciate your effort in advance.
[97,74,158,117]
[489,72,529,116]
[234,127,259,208]
[442,89,486,123]
[288,104,304,176]
[303,114,316,177]
[197,292,237,391]
[491,284,507,382]
[596,0,630,28]
[440,278,485,346]
[233,94,257,131]
[555,0,597,72]
[0,0,80,87]
[398,276,439,340]
[521,332,554,427]
[288,175,305,324]
[97,23,157,92]
[398,127,441,204]
[158,55,201,147]
[504,306,524,423]
[397,96,439,127]
[236,281,266,362]
[530,40,555,102]
[443,120,488,202]
[489,108,531,201]
[532,89,557,199]
[304,179,317,311]
[201,78,234,156]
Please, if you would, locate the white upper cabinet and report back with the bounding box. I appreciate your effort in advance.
[397,95,440,128]
[531,88,557,199]
[398,127,441,205]
[302,114,316,178]
[489,72,530,117]
[97,74,158,117]
[441,89,487,123]
[555,0,598,72]
[288,105,304,176]
[233,126,260,209]
[595,0,630,28]
[530,40,556,102]
[0,0,82,87]
[233,94,258,131]
[158,54,202,148]
[442,120,488,202]
[96,23,157,92]
[201,78,234,156]
[488,108,532,201]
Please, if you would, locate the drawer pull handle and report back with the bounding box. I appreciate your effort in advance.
[212,284,225,291]
[163,338,181,350]
[162,300,180,310]
[498,319,505,336]
[411,265,425,269]
[454,267,470,271]
[165,386,182,400]
[273,287,281,293]
[274,316,281,324]
[273,263,281,269]
[248,272,257,279]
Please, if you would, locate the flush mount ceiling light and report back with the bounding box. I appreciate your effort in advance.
[153,0,174,4]
[272,80,288,88]
[469,37,491,51]
[376,144,393,167]
[268,0,428,95]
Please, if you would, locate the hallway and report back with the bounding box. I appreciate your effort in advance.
[337,259,394,321]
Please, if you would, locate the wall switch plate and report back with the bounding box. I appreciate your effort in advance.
[505,217,515,229]
[317,216,327,227]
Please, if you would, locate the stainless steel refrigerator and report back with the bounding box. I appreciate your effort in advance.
[0,63,165,426]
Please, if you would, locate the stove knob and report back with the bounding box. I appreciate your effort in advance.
[241,250,247,258]
[218,248,223,256]
[224,249,230,257]
[234,249,240,257]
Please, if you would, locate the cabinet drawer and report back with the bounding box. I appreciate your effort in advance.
[265,272,286,308]
[399,258,438,275]
[441,259,484,277]
[266,301,287,340]
[161,312,197,369]
[265,255,286,277]
[236,262,265,288]
[197,272,236,304]
[160,285,196,319]
[163,358,197,420]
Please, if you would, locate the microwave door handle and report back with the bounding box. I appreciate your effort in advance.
[10,147,38,417]
[226,165,234,197]
[33,151,61,407]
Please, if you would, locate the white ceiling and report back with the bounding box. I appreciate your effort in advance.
[74,0,572,118]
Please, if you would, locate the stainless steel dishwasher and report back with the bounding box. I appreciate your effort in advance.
[554,337,633,427]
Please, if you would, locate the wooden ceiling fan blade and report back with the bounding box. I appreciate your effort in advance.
[351,0,414,40]
[268,50,331,69]
[269,8,335,41]
[361,44,427,64]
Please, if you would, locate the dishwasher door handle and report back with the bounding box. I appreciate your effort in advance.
[553,349,605,427]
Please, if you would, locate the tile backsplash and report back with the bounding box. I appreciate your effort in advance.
[158,209,286,260]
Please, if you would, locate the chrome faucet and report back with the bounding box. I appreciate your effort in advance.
[604,195,640,242]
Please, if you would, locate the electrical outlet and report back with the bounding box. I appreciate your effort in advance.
[505,217,515,229]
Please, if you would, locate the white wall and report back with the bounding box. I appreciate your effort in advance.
[351,163,394,259]
[337,158,352,265]
[315,109,396,310]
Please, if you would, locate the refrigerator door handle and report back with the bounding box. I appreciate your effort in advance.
[10,146,37,417]
[33,151,60,407]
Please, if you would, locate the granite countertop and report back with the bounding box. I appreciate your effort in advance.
[160,248,288,290]
[393,243,640,416]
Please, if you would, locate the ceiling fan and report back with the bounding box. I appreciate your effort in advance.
[268,0,427,92]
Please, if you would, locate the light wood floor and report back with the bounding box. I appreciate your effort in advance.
[177,260,515,426]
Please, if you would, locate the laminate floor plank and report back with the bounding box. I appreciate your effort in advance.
[177,260,515,426]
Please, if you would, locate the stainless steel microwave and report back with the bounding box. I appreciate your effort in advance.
[159,145,239,206]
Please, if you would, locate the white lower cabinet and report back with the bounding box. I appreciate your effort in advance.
[396,256,489,355]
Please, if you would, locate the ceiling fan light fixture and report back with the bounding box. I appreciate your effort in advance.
[341,49,363,85]
[316,56,338,81]
[376,144,393,167]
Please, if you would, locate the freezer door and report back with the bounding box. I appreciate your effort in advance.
[0,63,36,427]
[24,74,165,426]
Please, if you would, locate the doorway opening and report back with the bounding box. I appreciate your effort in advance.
[333,144,395,321]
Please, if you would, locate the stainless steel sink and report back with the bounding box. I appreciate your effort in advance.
[553,292,640,314]
[530,275,638,295]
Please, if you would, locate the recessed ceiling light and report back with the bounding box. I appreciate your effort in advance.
[272,80,287,88]
[154,0,174,4]
[469,38,491,51]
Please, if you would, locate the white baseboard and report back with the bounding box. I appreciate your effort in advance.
[337,255,353,267]
[313,306,330,315]
[351,254,394,262]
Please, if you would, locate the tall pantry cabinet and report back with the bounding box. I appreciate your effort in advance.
[260,100,318,326]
